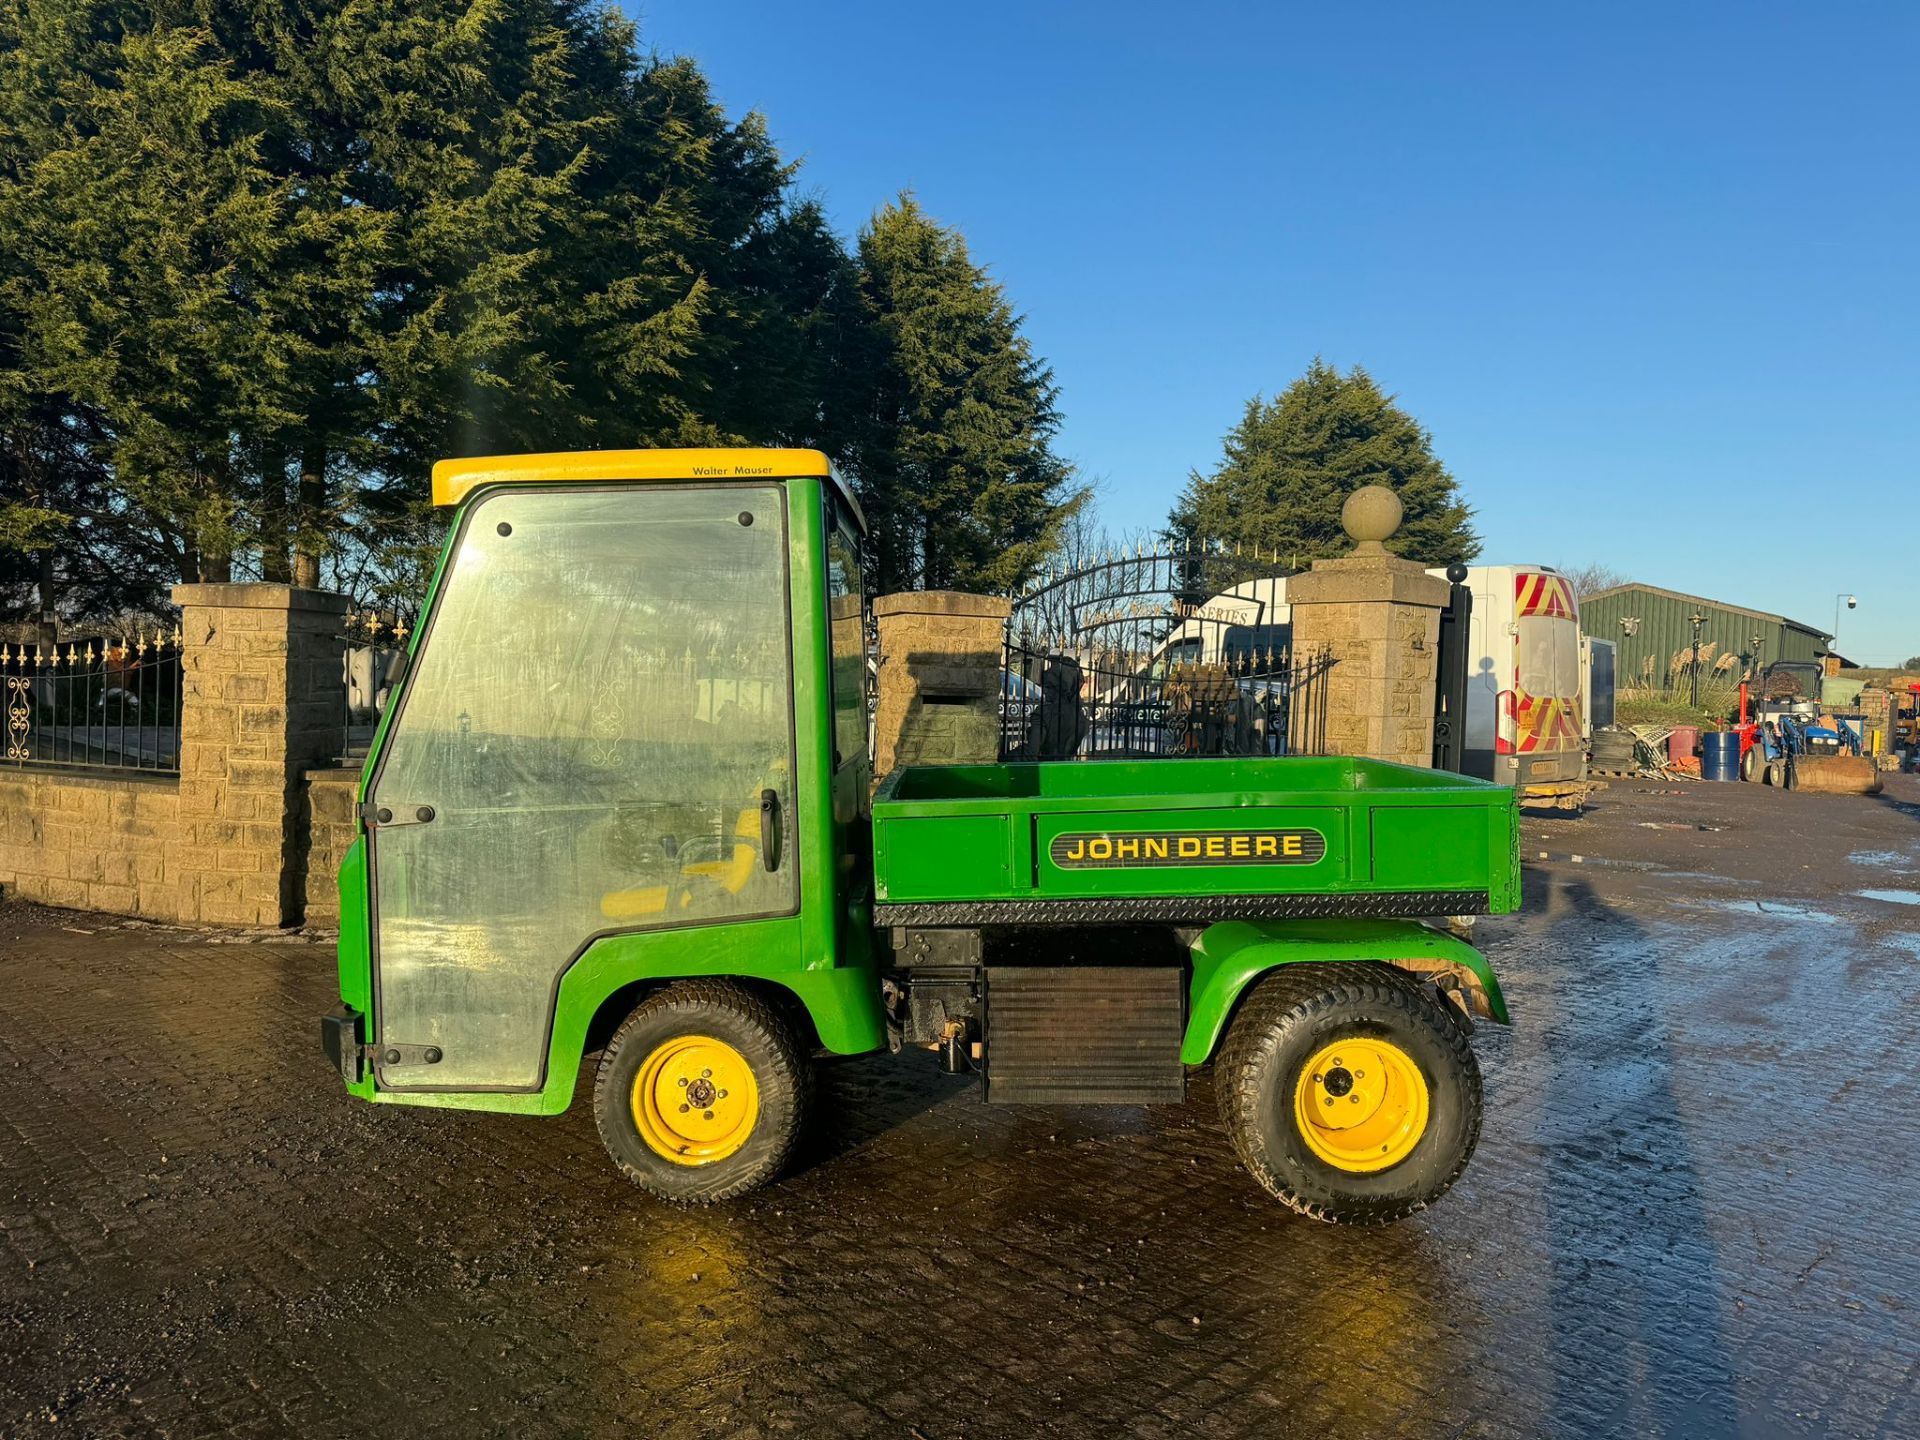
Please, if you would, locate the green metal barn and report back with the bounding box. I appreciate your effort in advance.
[1578,583,1832,688]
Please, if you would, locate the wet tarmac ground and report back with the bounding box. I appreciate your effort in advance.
[3,775,1919,1439]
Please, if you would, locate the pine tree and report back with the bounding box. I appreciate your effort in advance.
[1,0,867,613]
[0,11,305,582]
[1170,360,1479,569]
[849,194,1084,594]
[2,4,1072,617]
[0,15,186,624]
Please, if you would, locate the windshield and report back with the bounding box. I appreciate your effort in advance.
[1223,623,1290,672]
[1151,637,1201,678]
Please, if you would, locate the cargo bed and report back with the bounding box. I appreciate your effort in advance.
[870,756,1520,926]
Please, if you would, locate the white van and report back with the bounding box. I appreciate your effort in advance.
[1426,564,1587,805]
[1147,576,1292,675]
[1125,566,1588,802]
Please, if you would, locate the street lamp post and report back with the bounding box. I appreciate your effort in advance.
[1689,612,1707,709]
[1833,594,1857,655]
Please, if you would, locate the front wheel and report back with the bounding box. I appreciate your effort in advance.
[1215,964,1482,1224]
[593,980,812,1204]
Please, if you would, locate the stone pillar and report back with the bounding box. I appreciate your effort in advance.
[172,583,349,925]
[1286,488,1449,767]
[871,591,1012,779]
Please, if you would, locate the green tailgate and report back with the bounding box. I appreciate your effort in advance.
[871,757,1519,918]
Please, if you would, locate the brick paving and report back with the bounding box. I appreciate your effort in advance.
[3,776,1919,1439]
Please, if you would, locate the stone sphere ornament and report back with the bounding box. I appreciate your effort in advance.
[1341,485,1403,555]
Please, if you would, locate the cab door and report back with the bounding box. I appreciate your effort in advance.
[365,484,799,1091]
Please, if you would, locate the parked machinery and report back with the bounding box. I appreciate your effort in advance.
[1736,663,1881,794]
[323,447,1525,1225]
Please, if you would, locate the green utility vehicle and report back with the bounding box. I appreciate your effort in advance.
[323,448,1521,1223]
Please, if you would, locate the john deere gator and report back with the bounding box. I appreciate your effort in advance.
[321,449,1520,1224]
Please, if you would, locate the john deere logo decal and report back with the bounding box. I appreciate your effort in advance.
[1050,829,1326,869]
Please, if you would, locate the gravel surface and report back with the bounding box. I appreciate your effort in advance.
[3,773,1918,1438]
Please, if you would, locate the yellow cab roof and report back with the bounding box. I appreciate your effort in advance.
[430,448,861,530]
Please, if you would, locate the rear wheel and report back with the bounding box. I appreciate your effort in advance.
[1741,744,1762,782]
[593,980,812,1204]
[1216,963,1481,1224]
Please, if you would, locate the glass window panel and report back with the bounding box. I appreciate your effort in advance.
[826,529,867,768]
[1517,615,1577,696]
[1151,637,1202,678]
[371,486,795,1090]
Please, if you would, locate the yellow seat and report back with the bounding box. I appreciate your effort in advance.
[600,805,760,920]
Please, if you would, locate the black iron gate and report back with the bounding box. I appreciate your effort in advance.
[1431,563,1473,774]
[999,542,1331,761]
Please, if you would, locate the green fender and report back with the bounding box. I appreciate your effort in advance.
[1181,917,1509,1065]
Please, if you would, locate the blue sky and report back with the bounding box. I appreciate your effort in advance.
[638,1,1918,664]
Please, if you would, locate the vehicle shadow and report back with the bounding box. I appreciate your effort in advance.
[1869,786,1920,825]
[1519,804,1591,825]
[1530,876,1743,1435]
[785,1049,974,1179]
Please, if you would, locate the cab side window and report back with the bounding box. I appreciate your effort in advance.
[826,529,868,768]
[368,484,797,1090]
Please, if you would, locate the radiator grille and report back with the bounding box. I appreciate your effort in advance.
[983,966,1185,1105]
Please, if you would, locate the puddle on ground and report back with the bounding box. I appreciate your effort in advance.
[1677,897,1841,925]
[1855,889,1920,906]
[1528,853,1738,881]
[1849,850,1917,868]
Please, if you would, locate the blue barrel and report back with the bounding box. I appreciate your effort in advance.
[1701,731,1741,781]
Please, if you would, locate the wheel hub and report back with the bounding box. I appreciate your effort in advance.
[1294,1038,1430,1173]
[631,1035,759,1166]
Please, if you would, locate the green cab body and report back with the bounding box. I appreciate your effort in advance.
[324,450,886,1110]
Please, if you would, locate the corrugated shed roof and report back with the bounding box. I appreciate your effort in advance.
[1581,583,1830,640]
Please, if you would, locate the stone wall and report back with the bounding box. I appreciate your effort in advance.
[871,591,1011,779]
[303,766,361,928]
[173,584,348,926]
[0,770,179,915]
[0,582,349,928]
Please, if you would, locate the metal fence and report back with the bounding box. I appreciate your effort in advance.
[340,609,413,761]
[1000,639,1332,761]
[3,630,184,774]
[995,541,1333,762]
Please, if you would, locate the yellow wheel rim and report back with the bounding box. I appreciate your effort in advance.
[631,1035,760,1166]
[1293,1037,1430,1173]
